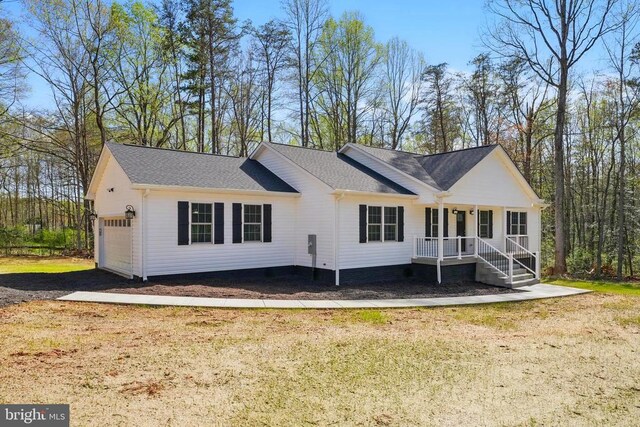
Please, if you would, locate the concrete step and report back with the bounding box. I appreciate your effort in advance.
[510,278,540,288]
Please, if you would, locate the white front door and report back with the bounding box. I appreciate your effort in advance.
[101,218,132,277]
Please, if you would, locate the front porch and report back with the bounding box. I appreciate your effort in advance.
[411,203,541,288]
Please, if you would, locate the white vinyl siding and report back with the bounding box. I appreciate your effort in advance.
[144,191,296,276]
[93,154,142,277]
[254,147,336,269]
[339,196,416,269]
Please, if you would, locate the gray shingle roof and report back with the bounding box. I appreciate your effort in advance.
[417,145,498,190]
[351,144,499,190]
[106,142,298,193]
[265,142,415,195]
[353,145,441,189]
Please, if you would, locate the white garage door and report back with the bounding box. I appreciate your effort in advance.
[101,218,132,277]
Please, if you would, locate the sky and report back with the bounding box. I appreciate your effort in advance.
[2,0,609,108]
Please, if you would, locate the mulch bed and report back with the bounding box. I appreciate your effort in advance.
[0,269,521,307]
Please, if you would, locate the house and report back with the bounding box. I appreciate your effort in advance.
[86,141,546,288]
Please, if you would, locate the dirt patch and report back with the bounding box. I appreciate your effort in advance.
[106,278,520,300]
[0,263,519,306]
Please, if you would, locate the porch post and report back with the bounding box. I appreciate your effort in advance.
[437,199,444,262]
[503,207,508,252]
[474,204,478,257]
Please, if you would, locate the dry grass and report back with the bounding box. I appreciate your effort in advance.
[1,292,639,426]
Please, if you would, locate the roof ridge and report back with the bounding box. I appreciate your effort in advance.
[266,141,336,153]
[355,143,424,156]
[110,142,243,159]
[420,144,498,158]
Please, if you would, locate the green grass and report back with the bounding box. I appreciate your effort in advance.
[0,256,94,274]
[546,278,640,296]
[351,310,390,324]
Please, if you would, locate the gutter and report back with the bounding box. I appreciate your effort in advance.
[130,183,300,198]
[331,189,418,199]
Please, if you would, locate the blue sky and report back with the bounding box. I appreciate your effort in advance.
[3,0,607,108]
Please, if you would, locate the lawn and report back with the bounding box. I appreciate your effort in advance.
[0,258,639,426]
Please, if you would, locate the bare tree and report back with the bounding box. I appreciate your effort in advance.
[488,0,618,274]
[0,16,24,117]
[253,20,291,142]
[603,1,640,279]
[283,0,328,147]
[383,37,424,149]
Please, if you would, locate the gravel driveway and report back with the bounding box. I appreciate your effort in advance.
[0,268,520,307]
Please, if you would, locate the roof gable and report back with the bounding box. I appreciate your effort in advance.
[104,142,297,193]
[262,142,415,195]
[417,145,498,190]
[349,144,441,190]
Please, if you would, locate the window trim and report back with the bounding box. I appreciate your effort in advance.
[478,210,491,239]
[509,211,528,236]
[189,202,213,244]
[242,204,263,243]
[366,205,399,243]
[429,208,439,238]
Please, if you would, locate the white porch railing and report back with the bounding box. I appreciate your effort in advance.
[506,234,529,250]
[413,236,475,259]
[414,236,541,283]
[505,236,539,279]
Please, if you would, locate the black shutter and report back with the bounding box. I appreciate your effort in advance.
[443,208,449,238]
[425,208,432,237]
[359,205,367,243]
[214,203,224,244]
[178,201,189,245]
[506,210,511,236]
[397,206,404,242]
[263,204,272,242]
[489,210,494,239]
[232,203,242,243]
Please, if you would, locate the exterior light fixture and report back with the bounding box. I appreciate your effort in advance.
[125,205,136,220]
[452,208,459,214]
[469,209,475,215]
[88,210,98,221]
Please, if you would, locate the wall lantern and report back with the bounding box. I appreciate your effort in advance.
[452,208,459,215]
[469,209,475,216]
[125,205,136,220]
[88,210,98,222]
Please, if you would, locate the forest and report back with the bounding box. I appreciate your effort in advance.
[0,0,638,279]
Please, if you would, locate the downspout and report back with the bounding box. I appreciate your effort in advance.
[334,191,345,286]
[142,189,150,281]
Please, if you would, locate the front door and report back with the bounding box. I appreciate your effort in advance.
[456,211,466,253]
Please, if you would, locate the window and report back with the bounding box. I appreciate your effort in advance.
[478,210,492,238]
[366,206,398,242]
[367,206,382,242]
[191,203,212,243]
[384,207,398,241]
[509,211,527,235]
[429,209,439,237]
[243,204,262,242]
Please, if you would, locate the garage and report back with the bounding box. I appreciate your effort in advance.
[100,218,132,277]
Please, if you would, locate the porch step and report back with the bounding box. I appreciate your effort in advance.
[475,260,538,288]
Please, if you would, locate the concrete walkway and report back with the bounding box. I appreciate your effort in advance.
[57,283,590,309]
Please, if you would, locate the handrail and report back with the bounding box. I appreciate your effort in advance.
[505,236,536,276]
[476,237,510,278]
